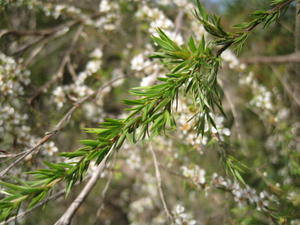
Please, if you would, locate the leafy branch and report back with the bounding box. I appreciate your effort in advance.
[0,0,296,222]
[194,0,295,54]
[0,28,222,221]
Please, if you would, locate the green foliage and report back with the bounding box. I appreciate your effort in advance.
[0,26,223,222]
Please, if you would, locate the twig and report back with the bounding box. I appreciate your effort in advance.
[241,52,300,64]
[0,134,53,178]
[23,40,47,67]
[295,1,300,76]
[174,10,184,34]
[54,148,114,225]
[271,66,300,107]
[149,145,174,225]
[67,60,78,81]
[12,36,46,55]
[0,76,125,176]
[11,21,78,56]
[0,21,76,38]
[92,154,116,225]
[219,76,243,140]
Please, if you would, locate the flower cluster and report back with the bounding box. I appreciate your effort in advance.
[0,105,28,138]
[182,165,206,186]
[181,165,276,212]
[130,44,164,87]
[173,204,197,225]
[43,3,96,28]
[0,52,30,97]
[0,52,37,150]
[240,72,274,119]
[95,0,120,31]
[136,3,183,45]
[221,50,246,71]
[211,173,274,211]
[41,1,120,31]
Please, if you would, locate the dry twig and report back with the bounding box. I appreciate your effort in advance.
[241,52,300,64]
[54,148,114,225]
[149,145,175,225]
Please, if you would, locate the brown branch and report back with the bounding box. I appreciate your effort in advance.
[67,60,78,81]
[0,21,76,38]
[241,52,300,64]
[174,10,184,34]
[92,154,117,225]
[149,145,175,225]
[271,66,300,107]
[0,134,52,178]
[295,1,300,76]
[54,148,114,225]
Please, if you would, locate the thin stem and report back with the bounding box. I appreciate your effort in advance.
[241,52,300,64]
[92,155,116,225]
[149,144,175,225]
[53,148,113,225]
[295,1,300,76]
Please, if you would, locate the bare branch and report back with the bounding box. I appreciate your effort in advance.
[174,10,184,34]
[241,52,300,64]
[295,2,300,76]
[271,66,300,107]
[0,21,77,38]
[92,155,117,225]
[54,148,114,225]
[149,145,175,225]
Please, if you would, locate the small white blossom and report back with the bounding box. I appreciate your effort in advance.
[42,141,58,156]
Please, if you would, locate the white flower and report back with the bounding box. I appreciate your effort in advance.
[43,141,58,156]
[222,128,231,136]
[131,54,150,71]
[175,204,185,214]
[197,169,206,184]
[53,86,66,108]
[86,60,101,74]
[90,48,103,59]
[221,49,241,69]
[140,74,157,87]
[99,0,112,13]
[163,30,184,45]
